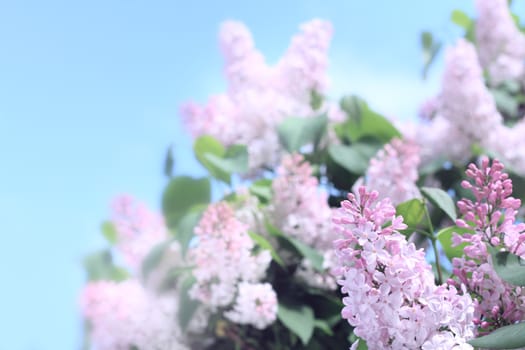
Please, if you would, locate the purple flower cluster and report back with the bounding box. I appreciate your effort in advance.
[334,187,474,349]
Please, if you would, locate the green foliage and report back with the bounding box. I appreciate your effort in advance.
[164,145,175,178]
[489,246,525,286]
[174,208,204,254]
[277,114,328,153]
[328,142,381,175]
[101,221,118,245]
[249,178,273,203]
[193,135,248,184]
[205,144,249,176]
[451,10,472,29]
[141,240,172,280]
[436,226,473,260]
[420,187,457,221]
[336,96,401,143]
[491,80,525,121]
[420,31,442,79]
[267,222,324,272]
[178,275,200,331]
[277,300,315,345]
[310,90,324,111]
[395,198,425,236]
[248,231,284,267]
[468,322,525,349]
[83,250,128,282]
[162,176,210,229]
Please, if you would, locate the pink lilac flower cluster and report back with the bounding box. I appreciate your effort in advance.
[188,202,277,329]
[111,195,169,271]
[451,157,525,332]
[407,39,507,169]
[224,282,278,330]
[181,20,338,173]
[475,0,525,86]
[80,279,187,350]
[410,31,525,175]
[270,154,338,289]
[362,138,421,205]
[334,187,474,349]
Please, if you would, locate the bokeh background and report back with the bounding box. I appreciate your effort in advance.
[3,0,522,348]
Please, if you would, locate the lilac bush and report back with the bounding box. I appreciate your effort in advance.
[80,0,525,348]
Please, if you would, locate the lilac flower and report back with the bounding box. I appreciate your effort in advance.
[224,282,278,329]
[475,0,525,85]
[111,195,169,272]
[334,187,474,349]
[80,279,187,350]
[363,138,421,205]
[181,20,335,173]
[452,157,525,332]
[270,154,338,289]
[188,202,272,311]
[403,39,502,168]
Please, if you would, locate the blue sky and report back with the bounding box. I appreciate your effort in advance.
[0,0,491,348]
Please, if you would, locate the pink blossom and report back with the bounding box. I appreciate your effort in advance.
[404,39,503,168]
[224,282,278,329]
[452,157,525,332]
[79,279,187,350]
[181,20,334,173]
[270,154,338,289]
[188,202,271,309]
[363,138,421,205]
[475,0,525,85]
[334,187,474,349]
[111,195,168,271]
[440,39,502,145]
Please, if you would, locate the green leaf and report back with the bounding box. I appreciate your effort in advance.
[193,135,230,183]
[174,208,204,254]
[420,31,442,79]
[420,187,457,221]
[349,334,369,350]
[500,79,522,94]
[310,90,323,111]
[436,226,473,260]
[337,98,401,143]
[314,319,333,336]
[162,176,210,229]
[248,231,284,267]
[421,31,433,50]
[204,144,248,175]
[356,339,368,350]
[328,143,381,175]
[419,157,446,176]
[451,10,472,29]
[83,250,129,282]
[178,275,200,331]
[158,266,194,292]
[277,114,328,153]
[249,178,273,203]
[340,95,365,122]
[141,240,172,280]
[284,236,324,272]
[164,145,174,178]
[489,246,525,286]
[492,88,520,118]
[266,222,324,271]
[468,322,525,349]
[278,301,315,345]
[101,221,118,245]
[395,199,425,236]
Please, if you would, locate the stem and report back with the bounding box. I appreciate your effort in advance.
[423,201,443,285]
